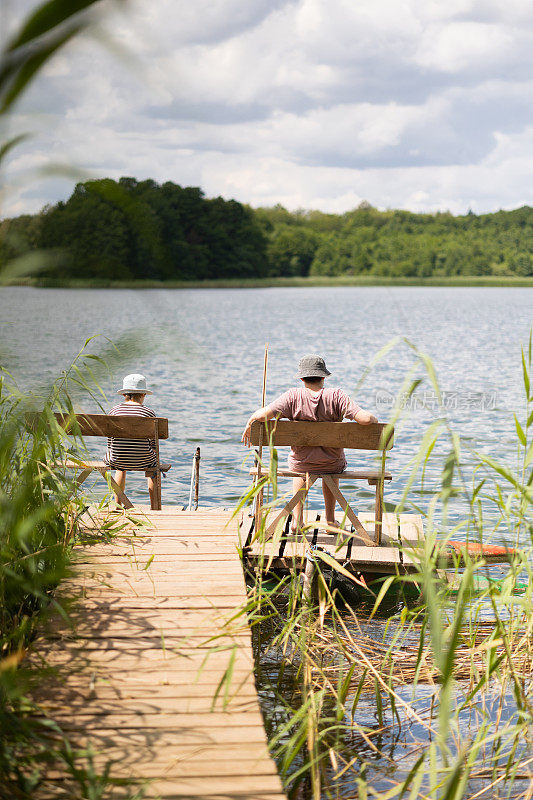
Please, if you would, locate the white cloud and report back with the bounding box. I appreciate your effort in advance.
[414,21,512,72]
[194,125,533,214]
[1,0,532,217]
[116,0,288,47]
[295,0,422,60]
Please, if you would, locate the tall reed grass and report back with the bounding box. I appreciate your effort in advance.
[0,343,145,798]
[0,3,147,797]
[235,336,533,800]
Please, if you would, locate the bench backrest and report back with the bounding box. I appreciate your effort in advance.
[249,420,393,451]
[52,413,169,440]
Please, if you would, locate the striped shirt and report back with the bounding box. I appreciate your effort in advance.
[104,402,158,470]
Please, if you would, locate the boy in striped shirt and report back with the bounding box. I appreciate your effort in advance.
[104,374,158,506]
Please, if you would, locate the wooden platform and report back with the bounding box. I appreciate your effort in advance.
[246,512,424,573]
[32,508,286,800]
[245,511,514,573]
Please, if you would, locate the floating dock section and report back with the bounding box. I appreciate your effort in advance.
[246,511,424,573]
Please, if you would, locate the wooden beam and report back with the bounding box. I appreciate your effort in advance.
[58,413,169,439]
[322,475,375,546]
[264,476,318,538]
[250,419,393,450]
[95,467,133,509]
[250,467,392,480]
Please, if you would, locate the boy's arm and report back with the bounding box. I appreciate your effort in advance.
[340,390,378,425]
[353,408,378,425]
[241,407,276,447]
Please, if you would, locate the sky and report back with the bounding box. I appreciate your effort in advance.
[2,0,533,217]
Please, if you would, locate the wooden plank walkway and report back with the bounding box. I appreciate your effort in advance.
[34,508,286,800]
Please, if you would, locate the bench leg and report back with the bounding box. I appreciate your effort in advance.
[97,468,134,509]
[57,466,92,507]
[74,468,92,488]
[146,469,163,511]
[150,471,162,511]
[265,476,318,539]
[322,475,375,547]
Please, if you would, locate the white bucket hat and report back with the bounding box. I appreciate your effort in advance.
[117,373,152,395]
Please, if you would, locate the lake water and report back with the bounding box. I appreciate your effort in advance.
[2,285,532,797]
[0,285,531,530]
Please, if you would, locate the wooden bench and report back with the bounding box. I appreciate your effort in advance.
[249,419,393,546]
[50,413,171,510]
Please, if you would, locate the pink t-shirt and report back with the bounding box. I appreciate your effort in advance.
[266,386,362,473]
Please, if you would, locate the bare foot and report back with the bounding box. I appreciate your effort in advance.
[326,519,346,531]
[290,525,303,535]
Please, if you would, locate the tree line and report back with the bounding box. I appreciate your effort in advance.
[1,177,532,281]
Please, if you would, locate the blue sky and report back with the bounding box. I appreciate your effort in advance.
[3,0,533,216]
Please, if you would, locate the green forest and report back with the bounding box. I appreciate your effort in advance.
[1,177,532,282]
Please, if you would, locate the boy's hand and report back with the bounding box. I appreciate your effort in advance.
[241,421,253,447]
[241,407,272,446]
[354,409,378,424]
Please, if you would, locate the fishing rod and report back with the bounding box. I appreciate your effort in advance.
[254,343,268,530]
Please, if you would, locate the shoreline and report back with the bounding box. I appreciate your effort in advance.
[5,275,533,289]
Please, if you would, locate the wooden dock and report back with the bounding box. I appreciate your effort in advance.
[34,508,286,800]
[33,503,508,798]
[245,512,514,573]
[246,512,424,573]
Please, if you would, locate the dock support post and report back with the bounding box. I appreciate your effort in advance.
[194,447,200,510]
[187,447,200,511]
[311,514,320,547]
[278,514,292,558]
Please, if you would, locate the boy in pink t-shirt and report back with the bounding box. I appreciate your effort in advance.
[242,355,377,531]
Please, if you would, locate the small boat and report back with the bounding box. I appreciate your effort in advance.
[437,541,516,564]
